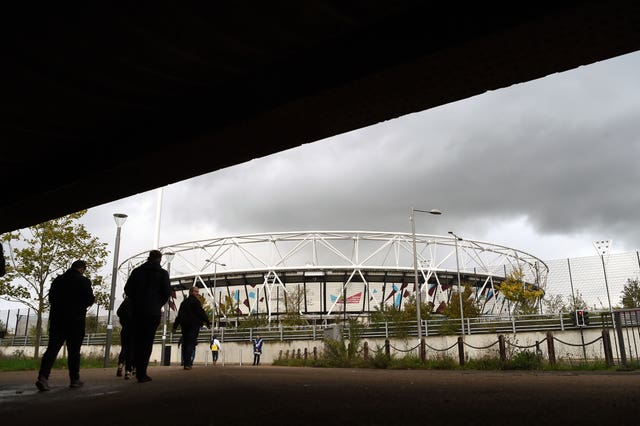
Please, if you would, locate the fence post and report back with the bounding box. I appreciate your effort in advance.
[498,335,506,362]
[385,339,390,359]
[546,331,556,365]
[457,337,465,366]
[420,338,426,362]
[613,311,627,368]
[363,341,369,360]
[602,330,613,367]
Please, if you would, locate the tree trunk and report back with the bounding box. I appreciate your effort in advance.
[33,307,43,359]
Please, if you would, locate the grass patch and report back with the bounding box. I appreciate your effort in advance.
[0,350,119,372]
[272,345,632,373]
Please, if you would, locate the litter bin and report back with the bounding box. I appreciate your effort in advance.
[163,346,171,366]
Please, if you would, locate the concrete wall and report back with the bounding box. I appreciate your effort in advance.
[0,328,614,365]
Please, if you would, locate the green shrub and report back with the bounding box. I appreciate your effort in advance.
[464,356,505,370]
[508,350,543,370]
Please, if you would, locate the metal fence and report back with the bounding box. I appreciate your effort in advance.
[0,310,625,345]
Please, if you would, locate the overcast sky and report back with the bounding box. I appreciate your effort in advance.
[4,50,640,311]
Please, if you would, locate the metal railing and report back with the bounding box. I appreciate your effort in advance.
[0,311,617,347]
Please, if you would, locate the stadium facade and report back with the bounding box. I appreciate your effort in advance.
[120,231,547,324]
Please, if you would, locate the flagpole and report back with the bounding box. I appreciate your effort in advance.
[154,187,164,249]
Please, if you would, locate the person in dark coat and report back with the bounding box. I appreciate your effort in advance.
[252,334,264,366]
[172,286,211,370]
[124,249,171,383]
[36,260,95,391]
[116,294,134,379]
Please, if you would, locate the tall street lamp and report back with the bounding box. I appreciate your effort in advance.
[448,231,465,337]
[206,260,226,332]
[160,251,175,366]
[593,240,619,358]
[104,213,127,368]
[411,208,442,345]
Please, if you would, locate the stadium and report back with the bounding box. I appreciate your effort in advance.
[119,231,548,324]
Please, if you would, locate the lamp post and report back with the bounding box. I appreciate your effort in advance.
[160,251,175,366]
[411,208,442,344]
[448,231,465,337]
[593,240,618,358]
[104,213,127,368]
[206,260,226,333]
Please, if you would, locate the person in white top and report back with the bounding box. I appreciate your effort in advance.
[210,335,222,365]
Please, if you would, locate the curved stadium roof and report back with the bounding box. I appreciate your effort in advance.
[119,231,548,319]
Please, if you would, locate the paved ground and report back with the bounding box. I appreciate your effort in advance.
[1,365,639,425]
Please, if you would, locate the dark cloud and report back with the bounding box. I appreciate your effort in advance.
[81,50,640,263]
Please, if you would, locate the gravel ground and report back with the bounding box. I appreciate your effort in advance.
[1,365,639,425]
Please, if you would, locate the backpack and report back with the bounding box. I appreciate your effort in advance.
[211,342,219,351]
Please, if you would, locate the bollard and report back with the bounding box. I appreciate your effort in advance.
[304,347,308,360]
[602,330,613,367]
[420,338,426,362]
[546,331,556,365]
[296,348,301,359]
[457,337,465,366]
[363,341,369,360]
[278,350,283,360]
[313,346,317,360]
[385,339,390,359]
[498,335,506,362]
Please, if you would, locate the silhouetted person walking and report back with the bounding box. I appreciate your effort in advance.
[172,286,210,370]
[36,260,94,391]
[124,250,171,383]
[116,294,134,379]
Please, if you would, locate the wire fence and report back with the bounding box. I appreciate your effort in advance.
[3,309,640,365]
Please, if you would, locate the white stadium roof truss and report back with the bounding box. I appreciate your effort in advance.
[120,231,548,319]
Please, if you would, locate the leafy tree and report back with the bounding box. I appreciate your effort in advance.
[0,211,109,358]
[541,293,568,314]
[280,286,309,326]
[498,269,544,315]
[541,292,587,314]
[370,294,433,324]
[443,283,481,319]
[620,278,640,308]
[218,294,240,322]
[566,290,588,311]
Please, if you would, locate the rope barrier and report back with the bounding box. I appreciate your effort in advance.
[505,341,539,349]
[553,335,603,347]
[463,340,500,350]
[425,341,458,352]
[389,343,420,353]
[504,337,548,350]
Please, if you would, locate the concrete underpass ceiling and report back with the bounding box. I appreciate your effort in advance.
[1,1,639,234]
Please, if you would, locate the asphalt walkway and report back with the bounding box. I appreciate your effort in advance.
[1,365,639,425]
